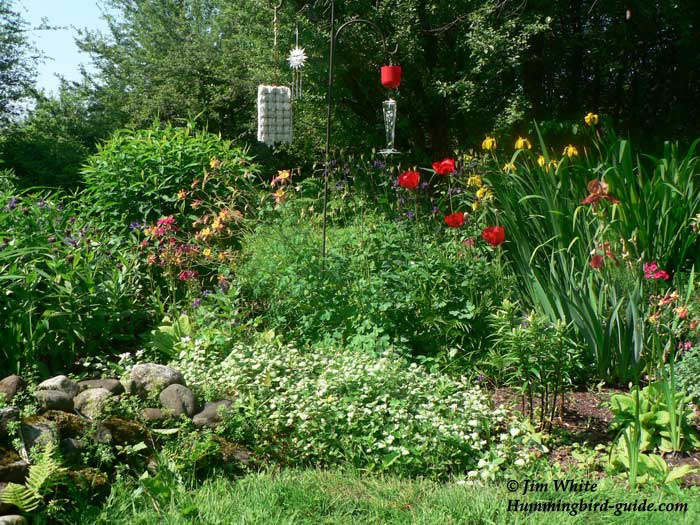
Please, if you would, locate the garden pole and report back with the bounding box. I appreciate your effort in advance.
[321,3,397,260]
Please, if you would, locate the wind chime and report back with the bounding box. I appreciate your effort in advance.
[258,1,292,147]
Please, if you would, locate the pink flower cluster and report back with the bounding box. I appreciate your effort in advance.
[643,261,670,281]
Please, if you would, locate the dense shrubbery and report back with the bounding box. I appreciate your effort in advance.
[0,184,157,376]
[236,207,511,363]
[80,122,261,230]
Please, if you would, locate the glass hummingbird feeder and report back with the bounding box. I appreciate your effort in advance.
[379,65,402,156]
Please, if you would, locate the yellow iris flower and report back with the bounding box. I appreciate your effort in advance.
[482,136,497,151]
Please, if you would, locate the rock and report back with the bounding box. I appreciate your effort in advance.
[0,515,27,525]
[97,418,147,445]
[141,408,167,422]
[0,448,28,484]
[20,417,58,452]
[159,384,198,418]
[0,408,19,436]
[77,379,124,395]
[74,388,113,419]
[212,436,253,468]
[125,364,185,398]
[67,468,110,499]
[61,438,84,461]
[0,376,23,403]
[192,400,233,429]
[36,375,79,398]
[38,411,84,439]
[35,390,74,412]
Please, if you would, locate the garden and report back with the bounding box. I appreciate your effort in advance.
[2,1,700,524]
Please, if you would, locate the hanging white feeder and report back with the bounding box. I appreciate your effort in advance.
[257,85,293,146]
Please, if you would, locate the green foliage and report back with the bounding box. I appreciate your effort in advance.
[80,121,261,228]
[675,346,700,404]
[601,138,700,272]
[236,205,510,362]
[485,124,700,383]
[0,441,66,513]
[609,383,700,487]
[76,0,271,138]
[0,188,159,376]
[610,383,700,456]
[0,80,127,189]
[485,302,585,429]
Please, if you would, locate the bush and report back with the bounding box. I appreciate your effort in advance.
[171,333,537,480]
[236,207,511,364]
[0,188,159,376]
[80,121,261,230]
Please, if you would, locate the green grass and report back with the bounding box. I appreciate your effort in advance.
[57,468,700,525]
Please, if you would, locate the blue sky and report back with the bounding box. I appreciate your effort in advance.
[19,0,110,94]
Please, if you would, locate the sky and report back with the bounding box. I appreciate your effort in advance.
[18,0,111,95]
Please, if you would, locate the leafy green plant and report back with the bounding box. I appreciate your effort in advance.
[485,302,585,429]
[609,382,700,487]
[0,441,67,513]
[675,346,700,403]
[171,332,536,480]
[79,120,261,231]
[0,189,159,375]
[236,205,511,363]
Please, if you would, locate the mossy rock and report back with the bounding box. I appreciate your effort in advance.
[98,417,149,445]
[67,468,110,499]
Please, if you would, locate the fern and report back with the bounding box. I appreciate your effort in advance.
[0,441,66,513]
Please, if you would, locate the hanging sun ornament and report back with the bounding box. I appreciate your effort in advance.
[288,26,307,99]
[288,46,307,69]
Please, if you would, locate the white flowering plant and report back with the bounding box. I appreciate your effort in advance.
[171,332,543,479]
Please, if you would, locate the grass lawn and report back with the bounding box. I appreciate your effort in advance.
[67,468,700,525]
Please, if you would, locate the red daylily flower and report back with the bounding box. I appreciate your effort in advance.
[589,254,604,270]
[581,179,620,205]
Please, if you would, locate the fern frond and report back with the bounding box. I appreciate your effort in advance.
[0,482,42,513]
[0,440,66,513]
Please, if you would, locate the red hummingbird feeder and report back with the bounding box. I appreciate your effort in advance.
[381,65,402,89]
[379,65,401,155]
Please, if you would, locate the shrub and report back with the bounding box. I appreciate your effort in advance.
[172,334,538,480]
[80,121,261,230]
[236,207,511,363]
[675,346,700,403]
[0,188,159,376]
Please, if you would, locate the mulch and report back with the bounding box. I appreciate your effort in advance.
[490,386,700,487]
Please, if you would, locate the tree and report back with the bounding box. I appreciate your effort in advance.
[0,0,38,125]
[0,79,127,188]
[76,0,276,138]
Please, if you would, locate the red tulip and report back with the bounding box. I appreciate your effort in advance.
[444,212,465,228]
[398,170,420,189]
[432,158,456,175]
[481,226,505,247]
